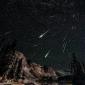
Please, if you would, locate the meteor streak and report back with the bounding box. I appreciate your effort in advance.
[39,30,49,39]
[44,50,51,59]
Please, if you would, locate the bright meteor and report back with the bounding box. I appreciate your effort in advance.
[38,30,49,39]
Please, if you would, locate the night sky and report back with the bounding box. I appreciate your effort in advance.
[0,0,84,69]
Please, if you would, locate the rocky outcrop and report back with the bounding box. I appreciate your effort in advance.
[0,51,57,84]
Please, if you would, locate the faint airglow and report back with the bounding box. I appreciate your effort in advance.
[4,31,12,35]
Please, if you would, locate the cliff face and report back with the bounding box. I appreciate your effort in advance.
[0,50,57,84]
[14,51,57,79]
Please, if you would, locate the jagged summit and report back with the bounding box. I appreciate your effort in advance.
[0,49,58,84]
